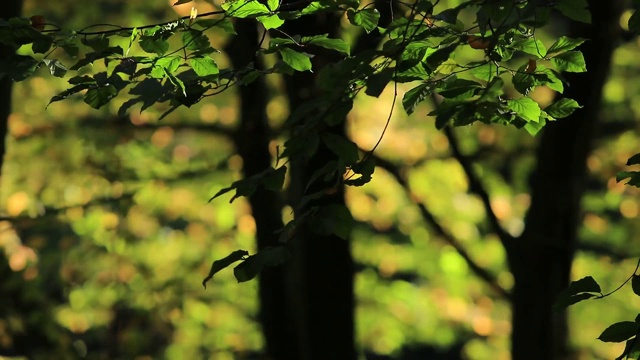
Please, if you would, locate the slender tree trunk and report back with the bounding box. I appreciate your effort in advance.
[224,20,298,359]
[508,1,623,359]
[0,0,21,177]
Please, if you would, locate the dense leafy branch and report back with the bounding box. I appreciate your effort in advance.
[0,0,604,285]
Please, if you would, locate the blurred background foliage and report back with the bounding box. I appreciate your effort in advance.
[1,0,640,359]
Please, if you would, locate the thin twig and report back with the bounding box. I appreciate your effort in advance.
[374,154,511,300]
[443,126,514,246]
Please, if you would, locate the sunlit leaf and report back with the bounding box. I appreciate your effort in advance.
[347,8,380,33]
[552,51,587,73]
[278,48,312,72]
[189,56,219,77]
[545,98,581,118]
[258,14,285,29]
[222,0,269,18]
[303,34,350,55]
[507,97,541,123]
[546,36,586,55]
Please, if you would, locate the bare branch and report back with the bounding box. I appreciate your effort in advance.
[443,126,514,246]
[374,154,511,300]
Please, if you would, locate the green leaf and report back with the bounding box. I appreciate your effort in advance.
[216,18,237,34]
[507,98,541,123]
[222,0,270,18]
[166,70,187,97]
[189,56,219,77]
[524,116,546,136]
[545,98,581,118]
[616,337,640,360]
[540,67,565,93]
[403,83,434,115]
[258,14,285,29]
[628,153,640,166]
[632,275,640,296]
[82,36,109,52]
[567,276,602,293]
[278,48,312,72]
[32,36,53,53]
[321,133,359,164]
[42,59,67,78]
[182,29,211,51]
[434,7,460,23]
[233,256,261,282]
[267,0,279,11]
[552,51,587,73]
[617,171,640,188]
[554,0,591,24]
[5,55,39,81]
[546,36,586,56]
[310,204,354,239]
[438,78,481,99]
[478,77,504,102]
[84,85,117,109]
[301,1,335,15]
[347,8,380,33]
[365,67,394,97]
[151,56,181,78]
[233,247,288,283]
[470,62,500,82]
[262,166,287,191]
[202,250,248,288]
[69,48,123,71]
[511,38,547,58]
[345,156,375,186]
[599,322,640,343]
[302,34,350,55]
[426,44,458,71]
[48,83,93,107]
[139,36,169,55]
[553,276,601,310]
[553,292,596,311]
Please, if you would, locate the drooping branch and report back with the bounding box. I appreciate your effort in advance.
[373,154,511,300]
[443,126,514,246]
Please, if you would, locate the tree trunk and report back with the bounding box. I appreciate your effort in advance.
[0,0,22,177]
[280,14,356,360]
[509,1,623,359]
[224,20,298,360]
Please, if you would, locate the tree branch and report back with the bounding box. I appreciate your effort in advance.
[373,154,511,300]
[443,126,514,246]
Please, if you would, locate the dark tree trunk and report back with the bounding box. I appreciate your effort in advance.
[508,1,623,359]
[0,0,21,176]
[280,13,356,360]
[224,20,298,359]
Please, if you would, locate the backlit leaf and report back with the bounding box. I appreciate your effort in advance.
[552,51,587,73]
[278,48,312,72]
[189,56,219,77]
